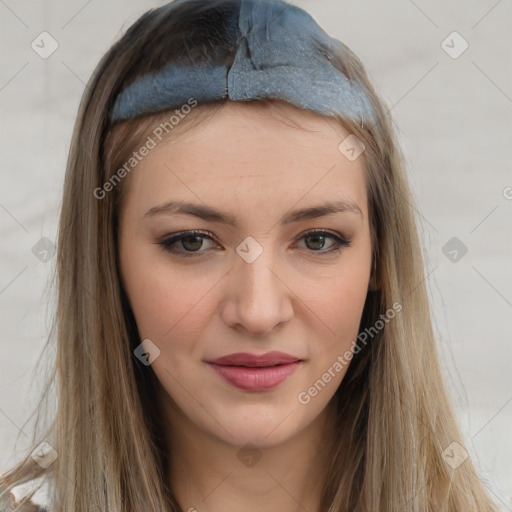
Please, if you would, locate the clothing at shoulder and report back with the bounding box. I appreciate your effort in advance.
[0,490,48,512]
[0,478,50,512]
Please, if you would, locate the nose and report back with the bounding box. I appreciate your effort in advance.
[219,240,294,336]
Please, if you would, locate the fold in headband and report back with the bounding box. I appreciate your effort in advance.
[112,0,377,124]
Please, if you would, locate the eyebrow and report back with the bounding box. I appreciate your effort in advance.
[144,199,362,226]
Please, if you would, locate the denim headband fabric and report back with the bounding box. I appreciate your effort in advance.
[112,0,376,124]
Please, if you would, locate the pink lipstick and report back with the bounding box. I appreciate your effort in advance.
[206,351,302,391]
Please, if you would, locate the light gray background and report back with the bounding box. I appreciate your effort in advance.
[0,0,511,509]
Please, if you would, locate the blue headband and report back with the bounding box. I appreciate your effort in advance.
[112,0,376,124]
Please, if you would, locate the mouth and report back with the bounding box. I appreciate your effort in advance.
[206,351,303,391]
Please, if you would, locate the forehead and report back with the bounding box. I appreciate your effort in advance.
[121,100,368,216]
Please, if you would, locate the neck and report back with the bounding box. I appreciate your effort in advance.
[162,397,338,512]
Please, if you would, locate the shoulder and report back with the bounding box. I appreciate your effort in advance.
[1,491,49,511]
[0,479,51,512]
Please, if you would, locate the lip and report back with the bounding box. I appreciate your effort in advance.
[206,351,303,391]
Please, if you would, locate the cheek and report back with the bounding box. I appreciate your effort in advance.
[297,250,371,357]
[293,262,370,410]
[120,244,215,345]
[329,270,368,333]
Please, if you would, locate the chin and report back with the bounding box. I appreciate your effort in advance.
[210,401,319,449]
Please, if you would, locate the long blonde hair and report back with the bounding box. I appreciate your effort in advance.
[0,1,499,511]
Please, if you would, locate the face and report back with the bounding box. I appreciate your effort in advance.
[118,100,373,449]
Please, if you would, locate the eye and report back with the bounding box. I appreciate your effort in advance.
[293,229,351,254]
[156,229,351,257]
[157,230,219,257]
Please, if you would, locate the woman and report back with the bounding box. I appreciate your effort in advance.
[0,0,500,510]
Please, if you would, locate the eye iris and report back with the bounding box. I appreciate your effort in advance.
[182,235,203,251]
[305,235,326,251]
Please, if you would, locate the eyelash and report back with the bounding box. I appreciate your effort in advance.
[156,229,351,258]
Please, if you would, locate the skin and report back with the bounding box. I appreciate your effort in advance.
[118,100,373,512]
